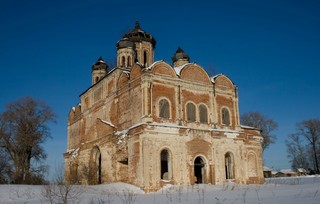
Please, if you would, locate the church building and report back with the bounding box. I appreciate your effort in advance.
[64,21,264,191]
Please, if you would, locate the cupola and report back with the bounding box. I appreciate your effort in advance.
[172,47,190,67]
[116,21,156,68]
[92,57,108,85]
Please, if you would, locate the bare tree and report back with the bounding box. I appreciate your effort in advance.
[241,111,278,151]
[0,148,10,183]
[0,96,56,184]
[295,119,320,173]
[286,133,309,170]
[42,163,85,204]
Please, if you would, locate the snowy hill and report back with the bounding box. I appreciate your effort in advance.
[0,176,319,204]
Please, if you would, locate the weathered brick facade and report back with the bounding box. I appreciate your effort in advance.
[64,21,264,191]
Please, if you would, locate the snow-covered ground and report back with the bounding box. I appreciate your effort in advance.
[0,176,319,204]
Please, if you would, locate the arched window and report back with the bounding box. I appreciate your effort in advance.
[143,51,147,66]
[127,56,131,66]
[199,104,208,123]
[161,149,171,180]
[122,56,126,67]
[225,152,234,179]
[95,76,99,83]
[159,99,170,119]
[222,108,230,126]
[187,103,196,122]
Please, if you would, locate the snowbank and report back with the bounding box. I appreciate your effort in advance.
[0,176,319,203]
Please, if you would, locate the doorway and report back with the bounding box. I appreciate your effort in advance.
[194,157,205,184]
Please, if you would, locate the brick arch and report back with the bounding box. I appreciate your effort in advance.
[180,64,211,85]
[151,61,177,78]
[130,64,142,80]
[215,75,234,89]
[117,71,129,89]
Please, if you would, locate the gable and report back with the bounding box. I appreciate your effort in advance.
[117,72,129,89]
[215,75,234,89]
[151,61,176,78]
[180,64,211,85]
[130,64,142,80]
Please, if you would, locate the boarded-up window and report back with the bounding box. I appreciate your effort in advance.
[159,99,170,119]
[199,104,208,123]
[248,152,258,177]
[222,108,230,126]
[187,103,196,122]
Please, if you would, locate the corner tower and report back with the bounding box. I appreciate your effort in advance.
[116,21,156,68]
[92,57,108,85]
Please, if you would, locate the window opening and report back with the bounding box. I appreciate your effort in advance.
[161,150,170,180]
[127,56,131,66]
[199,104,208,123]
[143,51,147,66]
[159,99,170,119]
[187,103,196,122]
[222,108,230,126]
[122,56,126,67]
[225,152,234,179]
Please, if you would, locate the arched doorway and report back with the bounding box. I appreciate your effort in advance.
[91,147,102,184]
[194,157,205,184]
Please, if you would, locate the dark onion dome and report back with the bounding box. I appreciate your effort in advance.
[116,37,135,49]
[92,56,108,71]
[171,47,190,62]
[118,21,156,48]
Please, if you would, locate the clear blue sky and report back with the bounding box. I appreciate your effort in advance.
[1,0,319,178]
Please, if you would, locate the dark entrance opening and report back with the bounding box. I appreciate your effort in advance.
[161,150,169,179]
[97,153,102,184]
[194,157,205,184]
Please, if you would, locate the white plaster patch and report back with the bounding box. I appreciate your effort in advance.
[224,132,239,139]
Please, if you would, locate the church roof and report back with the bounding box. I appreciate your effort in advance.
[119,21,156,48]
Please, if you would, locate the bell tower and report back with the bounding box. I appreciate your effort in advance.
[116,21,156,68]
